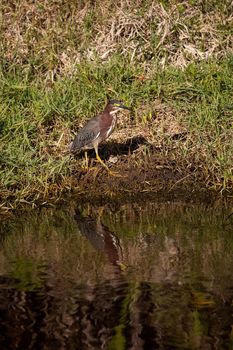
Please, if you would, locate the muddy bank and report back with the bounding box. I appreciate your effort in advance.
[0,141,230,216]
[67,152,218,205]
[66,119,231,205]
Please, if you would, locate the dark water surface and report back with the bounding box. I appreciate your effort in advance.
[0,200,233,350]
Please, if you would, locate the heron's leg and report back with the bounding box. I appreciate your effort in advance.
[94,145,124,177]
[84,151,89,168]
[80,151,89,170]
[94,145,109,171]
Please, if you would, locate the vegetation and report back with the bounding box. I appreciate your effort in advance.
[0,0,232,210]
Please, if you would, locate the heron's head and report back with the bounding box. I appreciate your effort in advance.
[107,99,131,114]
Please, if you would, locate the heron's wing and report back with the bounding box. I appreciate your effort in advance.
[70,116,101,152]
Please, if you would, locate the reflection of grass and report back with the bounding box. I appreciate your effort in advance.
[0,208,107,289]
[9,257,45,291]
[1,202,232,291]
[107,284,135,350]
[107,324,126,350]
[0,1,233,208]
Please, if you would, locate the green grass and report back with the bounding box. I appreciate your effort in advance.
[0,55,232,205]
[0,1,232,208]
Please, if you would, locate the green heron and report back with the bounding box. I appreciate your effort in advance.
[70,99,130,172]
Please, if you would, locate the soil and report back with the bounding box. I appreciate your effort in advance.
[67,139,217,206]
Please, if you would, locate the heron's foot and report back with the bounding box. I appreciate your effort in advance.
[81,164,88,171]
[118,262,128,271]
[80,151,94,170]
[107,169,125,177]
[81,156,96,171]
[94,155,125,177]
[81,164,97,172]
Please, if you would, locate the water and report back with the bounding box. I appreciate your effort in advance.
[0,200,233,349]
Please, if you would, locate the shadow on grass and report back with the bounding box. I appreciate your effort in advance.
[72,135,158,161]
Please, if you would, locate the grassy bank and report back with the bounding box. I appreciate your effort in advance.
[0,0,233,210]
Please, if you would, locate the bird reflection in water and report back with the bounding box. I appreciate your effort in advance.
[74,208,126,271]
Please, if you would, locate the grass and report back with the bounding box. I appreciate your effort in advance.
[0,0,233,209]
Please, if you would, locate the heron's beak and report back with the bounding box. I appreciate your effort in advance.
[119,104,131,111]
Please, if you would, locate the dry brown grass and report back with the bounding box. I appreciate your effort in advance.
[1,0,232,75]
[92,1,233,67]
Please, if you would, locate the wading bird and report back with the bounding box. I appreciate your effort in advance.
[70,99,130,173]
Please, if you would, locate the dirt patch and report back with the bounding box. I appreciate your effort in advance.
[0,153,221,217]
[68,143,212,205]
